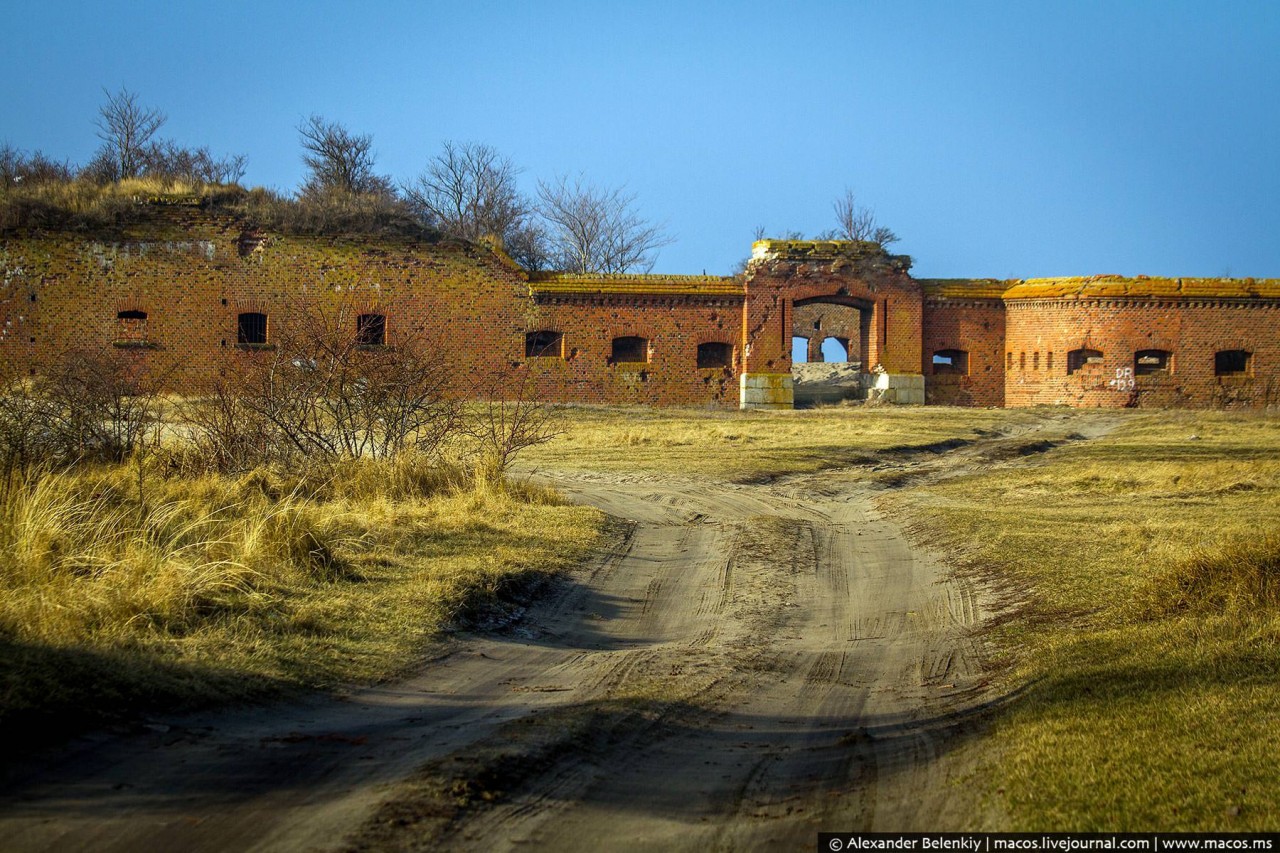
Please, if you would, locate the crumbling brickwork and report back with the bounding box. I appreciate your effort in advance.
[2,208,1277,409]
[919,280,1008,407]
[745,241,921,375]
[1001,278,1280,408]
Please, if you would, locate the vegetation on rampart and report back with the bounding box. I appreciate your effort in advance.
[4,88,896,273]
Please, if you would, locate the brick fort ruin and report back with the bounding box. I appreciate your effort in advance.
[2,204,1277,409]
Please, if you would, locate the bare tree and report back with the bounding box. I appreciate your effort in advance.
[535,175,672,274]
[297,115,390,197]
[0,143,75,190]
[142,141,247,186]
[94,87,167,181]
[26,348,169,464]
[403,141,530,242]
[232,301,459,466]
[465,366,560,478]
[503,219,551,271]
[826,188,898,246]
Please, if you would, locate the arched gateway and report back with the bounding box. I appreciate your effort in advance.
[738,240,924,409]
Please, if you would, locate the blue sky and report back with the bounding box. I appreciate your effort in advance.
[4,0,1278,278]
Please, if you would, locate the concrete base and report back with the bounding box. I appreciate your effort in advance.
[869,372,925,405]
[740,372,795,410]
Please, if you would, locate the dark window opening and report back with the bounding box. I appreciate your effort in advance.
[820,337,849,363]
[932,349,969,375]
[1033,352,1040,371]
[1019,352,1026,371]
[1134,349,1172,376]
[237,312,268,345]
[1006,352,1013,370]
[356,313,387,346]
[1047,352,1054,371]
[610,336,649,364]
[1215,349,1252,377]
[792,336,809,364]
[116,309,148,343]
[1067,348,1104,375]
[525,330,564,358]
[697,342,733,369]
[813,319,821,331]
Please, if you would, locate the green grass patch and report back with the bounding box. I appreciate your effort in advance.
[889,410,1280,829]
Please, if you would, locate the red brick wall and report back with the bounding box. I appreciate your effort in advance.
[922,297,1006,406]
[1004,298,1280,408]
[0,207,533,395]
[520,296,742,406]
[4,209,1278,410]
[743,260,923,375]
[791,302,863,365]
[0,208,745,406]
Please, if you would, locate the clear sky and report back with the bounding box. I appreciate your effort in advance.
[4,0,1278,278]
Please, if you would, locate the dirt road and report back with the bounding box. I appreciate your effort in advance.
[0,429,1047,851]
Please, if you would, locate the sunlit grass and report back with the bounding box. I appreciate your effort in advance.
[522,403,1044,480]
[889,410,1280,829]
[0,457,602,733]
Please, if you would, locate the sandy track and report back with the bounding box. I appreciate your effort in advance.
[0,423,1088,851]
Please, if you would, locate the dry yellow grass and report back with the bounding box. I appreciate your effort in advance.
[0,457,602,735]
[523,403,1041,480]
[889,410,1280,830]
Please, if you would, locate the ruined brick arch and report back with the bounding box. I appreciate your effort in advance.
[791,294,877,370]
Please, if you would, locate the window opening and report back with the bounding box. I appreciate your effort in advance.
[791,336,809,364]
[237,312,268,346]
[356,313,387,346]
[697,342,733,369]
[932,349,969,375]
[820,337,849,363]
[610,336,649,364]
[1067,348,1104,375]
[1134,349,1171,376]
[1215,350,1252,377]
[525,330,564,358]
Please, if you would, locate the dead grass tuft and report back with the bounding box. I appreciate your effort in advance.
[1142,535,1280,618]
[0,458,602,737]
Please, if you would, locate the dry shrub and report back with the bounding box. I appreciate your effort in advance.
[0,349,167,477]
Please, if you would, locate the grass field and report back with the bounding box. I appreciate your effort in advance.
[522,403,1042,481]
[7,401,1278,832]
[0,457,602,736]
[532,403,1280,829]
[885,410,1280,830]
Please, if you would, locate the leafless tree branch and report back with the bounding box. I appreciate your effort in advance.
[535,174,672,273]
[94,87,167,181]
